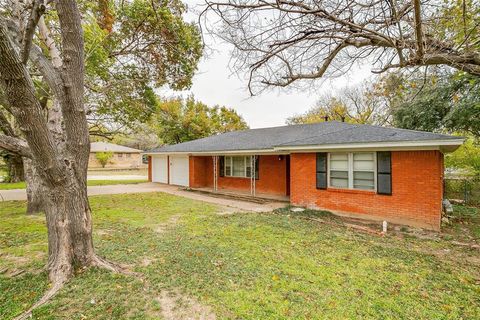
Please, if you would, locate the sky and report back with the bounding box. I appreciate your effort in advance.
[162,0,373,129]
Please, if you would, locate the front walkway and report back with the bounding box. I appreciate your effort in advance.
[0,183,286,213]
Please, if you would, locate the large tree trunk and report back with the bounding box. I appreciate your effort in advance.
[43,175,95,282]
[5,153,24,182]
[24,158,44,214]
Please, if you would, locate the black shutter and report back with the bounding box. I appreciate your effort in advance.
[219,156,224,177]
[316,153,327,189]
[255,156,259,180]
[377,151,392,195]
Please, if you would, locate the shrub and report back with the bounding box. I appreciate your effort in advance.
[95,152,114,168]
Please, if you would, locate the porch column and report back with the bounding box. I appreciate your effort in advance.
[212,155,218,192]
[250,155,256,197]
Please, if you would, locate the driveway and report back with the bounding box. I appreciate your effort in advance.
[0,183,286,213]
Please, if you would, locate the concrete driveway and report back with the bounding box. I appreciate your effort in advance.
[0,183,286,213]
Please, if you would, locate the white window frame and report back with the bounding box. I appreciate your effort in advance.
[327,152,377,191]
[224,156,253,178]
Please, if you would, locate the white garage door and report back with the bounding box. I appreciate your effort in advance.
[169,155,189,187]
[151,155,168,183]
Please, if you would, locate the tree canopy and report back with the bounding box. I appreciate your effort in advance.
[287,81,391,125]
[392,72,480,138]
[151,96,248,144]
[82,0,203,131]
[204,0,480,94]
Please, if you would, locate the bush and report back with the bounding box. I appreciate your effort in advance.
[95,152,113,168]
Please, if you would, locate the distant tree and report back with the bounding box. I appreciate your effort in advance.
[287,81,391,125]
[445,138,480,176]
[392,72,480,137]
[152,96,248,144]
[95,152,114,168]
[204,0,480,94]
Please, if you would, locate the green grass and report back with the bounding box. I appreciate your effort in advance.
[0,179,147,190]
[1,194,479,319]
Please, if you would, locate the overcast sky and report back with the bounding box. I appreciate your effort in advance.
[161,0,373,128]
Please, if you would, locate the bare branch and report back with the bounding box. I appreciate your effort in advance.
[203,0,480,93]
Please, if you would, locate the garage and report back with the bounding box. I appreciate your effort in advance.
[151,155,168,183]
[169,155,190,186]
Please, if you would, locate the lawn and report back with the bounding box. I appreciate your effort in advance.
[0,179,147,190]
[1,193,479,319]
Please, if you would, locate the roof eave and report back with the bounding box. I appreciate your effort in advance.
[274,139,465,152]
[143,139,465,155]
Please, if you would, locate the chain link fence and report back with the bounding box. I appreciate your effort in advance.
[444,177,480,206]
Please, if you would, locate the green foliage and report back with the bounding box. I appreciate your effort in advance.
[446,138,480,176]
[79,0,203,129]
[433,0,480,52]
[1,194,479,319]
[392,72,480,137]
[152,96,249,144]
[95,152,114,168]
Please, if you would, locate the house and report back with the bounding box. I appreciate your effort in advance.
[144,121,464,230]
[89,142,146,169]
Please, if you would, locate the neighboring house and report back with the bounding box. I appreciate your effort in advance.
[144,121,463,230]
[89,142,146,169]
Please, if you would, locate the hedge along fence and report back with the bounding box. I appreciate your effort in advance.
[445,177,480,206]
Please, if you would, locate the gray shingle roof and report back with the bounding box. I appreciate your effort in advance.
[147,121,462,153]
[91,142,142,153]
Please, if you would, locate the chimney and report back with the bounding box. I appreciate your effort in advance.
[323,115,329,122]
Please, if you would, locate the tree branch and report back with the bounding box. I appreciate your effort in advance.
[20,0,46,64]
[0,18,62,178]
[54,0,90,167]
[0,133,31,157]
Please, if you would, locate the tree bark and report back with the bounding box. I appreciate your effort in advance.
[43,173,95,283]
[5,153,24,182]
[24,158,43,214]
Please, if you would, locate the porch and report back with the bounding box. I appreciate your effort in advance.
[189,154,291,199]
[188,186,290,203]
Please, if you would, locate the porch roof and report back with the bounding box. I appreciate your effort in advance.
[146,121,463,154]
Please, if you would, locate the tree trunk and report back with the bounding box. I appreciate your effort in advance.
[42,171,96,283]
[24,158,44,214]
[6,153,24,182]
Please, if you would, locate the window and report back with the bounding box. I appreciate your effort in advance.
[224,156,254,178]
[328,152,375,190]
[126,153,131,158]
[117,153,123,158]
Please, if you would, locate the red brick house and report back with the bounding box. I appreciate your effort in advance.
[144,121,463,230]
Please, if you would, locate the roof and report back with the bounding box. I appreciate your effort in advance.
[90,142,142,153]
[146,121,464,154]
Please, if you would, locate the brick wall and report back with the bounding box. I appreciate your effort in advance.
[148,156,152,181]
[189,155,288,196]
[290,151,444,230]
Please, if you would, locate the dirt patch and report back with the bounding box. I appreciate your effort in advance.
[95,229,115,236]
[156,290,216,320]
[216,206,247,215]
[154,215,181,234]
